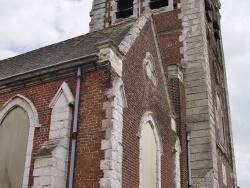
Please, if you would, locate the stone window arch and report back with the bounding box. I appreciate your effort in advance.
[138,111,162,188]
[216,94,226,148]
[33,82,74,188]
[0,94,40,187]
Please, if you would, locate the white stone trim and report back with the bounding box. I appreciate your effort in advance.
[95,40,124,77]
[138,111,162,188]
[33,82,74,188]
[180,0,219,187]
[89,0,106,32]
[222,163,227,186]
[167,64,183,83]
[171,117,177,132]
[0,94,40,128]
[100,78,127,188]
[173,137,181,188]
[0,94,39,188]
[49,82,75,108]
[119,11,152,54]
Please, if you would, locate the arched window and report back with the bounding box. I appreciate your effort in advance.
[141,122,157,188]
[0,95,39,187]
[0,107,29,188]
[216,94,226,147]
[139,112,162,188]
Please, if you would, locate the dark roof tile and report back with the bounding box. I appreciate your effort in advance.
[0,22,133,80]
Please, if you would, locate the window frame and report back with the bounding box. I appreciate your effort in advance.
[138,111,162,188]
[0,94,39,187]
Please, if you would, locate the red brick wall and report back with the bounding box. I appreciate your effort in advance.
[121,19,177,188]
[0,70,109,188]
[153,10,183,69]
[0,77,75,187]
[154,9,188,188]
[73,71,108,188]
[168,77,188,188]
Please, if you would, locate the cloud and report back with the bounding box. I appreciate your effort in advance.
[234,146,250,187]
[0,0,92,59]
[221,0,250,187]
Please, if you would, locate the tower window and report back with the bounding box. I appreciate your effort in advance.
[116,0,133,19]
[213,19,220,30]
[205,0,212,11]
[214,29,220,40]
[149,0,168,10]
[206,11,212,22]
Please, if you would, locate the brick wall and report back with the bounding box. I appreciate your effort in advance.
[0,77,74,187]
[122,19,177,188]
[153,9,188,188]
[0,70,109,188]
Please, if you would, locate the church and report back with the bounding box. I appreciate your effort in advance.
[0,0,238,187]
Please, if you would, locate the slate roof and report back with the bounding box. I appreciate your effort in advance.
[0,22,133,80]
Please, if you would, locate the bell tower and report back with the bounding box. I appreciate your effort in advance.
[179,0,238,187]
[89,0,173,32]
[88,0,238,187]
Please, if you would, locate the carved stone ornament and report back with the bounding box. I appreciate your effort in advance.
[143,52,157,87]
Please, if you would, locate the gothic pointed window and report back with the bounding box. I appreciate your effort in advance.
[0,95,39,187]
[143,52,157,87]
[116,0,134,19]
[149,0,168,10]
[141,122,157,188]
[0,107,30,188]
[216,94,226,147]
[139,112,162,188]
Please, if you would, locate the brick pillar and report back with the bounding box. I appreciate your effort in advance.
[167,64,188,188]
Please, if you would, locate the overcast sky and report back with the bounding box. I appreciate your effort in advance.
[0,0,249,187]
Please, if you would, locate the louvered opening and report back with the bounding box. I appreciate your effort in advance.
[205,0,212,11]
[116,0,134,19]
[149,0,168,10]
[214,29,220,40]
[213,19,220,30]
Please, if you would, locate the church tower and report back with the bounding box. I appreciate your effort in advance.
[0,0,238,187]
[89,0,238,188]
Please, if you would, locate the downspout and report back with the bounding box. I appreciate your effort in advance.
[68,67,82,188]
[186,127,192,188]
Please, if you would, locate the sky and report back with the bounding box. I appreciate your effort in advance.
[0,0,249,187]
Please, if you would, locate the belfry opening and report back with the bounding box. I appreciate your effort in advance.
[116,0,134,19]
[149,0,168,10]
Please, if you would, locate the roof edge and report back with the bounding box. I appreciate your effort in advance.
[0,54,99,88]
[0,53,106,94]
